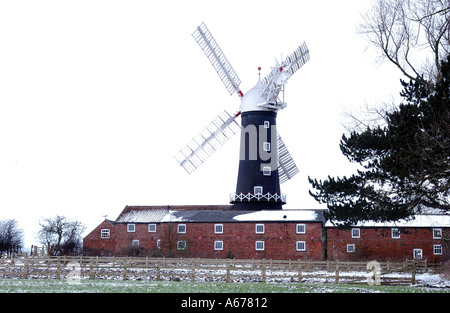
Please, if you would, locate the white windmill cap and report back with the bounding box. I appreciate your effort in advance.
[240,77,268,113]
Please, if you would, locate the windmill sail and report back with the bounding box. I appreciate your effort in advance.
[261,42,309,105]
[282,42,310,77]
[175,110,240,174]
[277,133,299,183]
[192,23,242,97]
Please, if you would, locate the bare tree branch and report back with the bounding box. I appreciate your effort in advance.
[359,0,450,85]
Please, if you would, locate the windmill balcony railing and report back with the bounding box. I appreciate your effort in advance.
[230,192,286,203]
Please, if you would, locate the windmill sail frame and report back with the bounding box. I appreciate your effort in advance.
[174,110,240,174]
[192,22,242,97]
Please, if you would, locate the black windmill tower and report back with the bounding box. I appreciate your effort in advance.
[175,23,310,211]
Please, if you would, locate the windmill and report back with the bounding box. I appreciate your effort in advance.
[174,23,310,210]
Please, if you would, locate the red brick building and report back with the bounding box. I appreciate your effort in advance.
[83,205,326,260]
[83,205,449,262]
[325,214,450,262]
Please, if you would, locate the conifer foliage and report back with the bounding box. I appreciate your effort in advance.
[309,56,450,227]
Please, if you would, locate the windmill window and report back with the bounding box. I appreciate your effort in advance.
[178,224,186,234]
[127,224,135,232]
[263,142,271,152]
[214,241,223,251]
[296,241,306,251]
[255,241,265,251]
[264,121,270,128]
[255,224,265,234]
[263,166,271,176]
[101,229,110,239]
[148,224,156,232]
[254,186,263,195]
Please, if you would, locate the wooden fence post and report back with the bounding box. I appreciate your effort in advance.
[191,260,196,282]
[298,264,303,283]
[335,261,340,284]
[23,256,28,279]
[226,262,231,283]
[411,261,416,285]
[123,259,127,280]
[262,260,266,283]
[156,261,161,281]
[56,256,61,279]
[89,258,94,280]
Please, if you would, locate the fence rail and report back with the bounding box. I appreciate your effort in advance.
[0,256,442,286]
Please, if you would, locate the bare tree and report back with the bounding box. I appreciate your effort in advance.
[359,0,450,85]
[37,215,86,256]
[0,219,24,256]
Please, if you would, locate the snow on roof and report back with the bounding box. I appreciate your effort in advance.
[160,210,186,222]
[116,209,169,223]
[325,214,450,228]
[233,209,323,222]
[115,206,325,223]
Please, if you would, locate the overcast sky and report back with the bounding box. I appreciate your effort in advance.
[0,0,405,248]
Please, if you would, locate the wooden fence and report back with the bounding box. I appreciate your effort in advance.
[0,256,442,286]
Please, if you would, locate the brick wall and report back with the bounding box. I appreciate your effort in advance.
[159,222,324,260]
[83,221,325,260]
[326,227,446,262]
[83,220,448,262]
[83,220,116,256]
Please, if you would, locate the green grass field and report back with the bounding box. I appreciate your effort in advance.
[0,278,448,293]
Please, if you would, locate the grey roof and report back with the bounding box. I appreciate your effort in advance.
[115,205,326,224]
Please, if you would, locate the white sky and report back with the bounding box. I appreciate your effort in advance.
[0,0,404,249]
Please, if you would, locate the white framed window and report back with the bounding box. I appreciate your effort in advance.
[391,228,400,239]
[263,142,271,152]
[296,241,306,251]
[255,224,265,234]
[101,229,110,239]
[433,228,442,239]
[177,240,186,250]
[347,244,355,253]
[148,224,156,232]
[255,241,265,251]
[178,224,186,234]
[434,245,442,255]
[264,121,270,128]
[413,248,423,259]
[351,228,360,238]
[254,186,263,195]
[262,166,271,176]
[132,240,139,247]
[127,224,135,232]
[296,224,306,234]
[157,239,161,249]
[214,241,223,251]
[214,224,223,234]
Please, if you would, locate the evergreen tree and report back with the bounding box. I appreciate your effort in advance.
[309,56,450,228]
